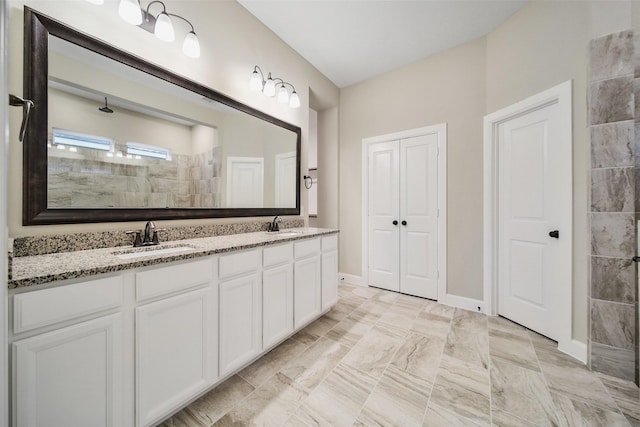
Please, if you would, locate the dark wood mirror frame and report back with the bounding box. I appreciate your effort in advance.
[22,7,301,225]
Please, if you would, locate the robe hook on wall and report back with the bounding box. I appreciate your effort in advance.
[8,94,34,142]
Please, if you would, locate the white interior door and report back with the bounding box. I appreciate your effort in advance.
[497,102,569,340]
[275,152,296,208]
[400,135,438,299]
[367,141,400,291]
[226,157,264,208]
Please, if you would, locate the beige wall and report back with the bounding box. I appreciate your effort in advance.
[7,0,338,236]
[339,37,487,299]
[317,106,339,229]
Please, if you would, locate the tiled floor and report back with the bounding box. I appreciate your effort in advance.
[160,283,640,427]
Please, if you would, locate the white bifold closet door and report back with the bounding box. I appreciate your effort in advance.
[368,134,438,299]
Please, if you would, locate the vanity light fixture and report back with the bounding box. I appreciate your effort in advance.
[88,0,201,58]
[250,65,300,109]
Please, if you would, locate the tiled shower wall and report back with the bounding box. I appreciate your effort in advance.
[589,29,638,383]
[48,145,221,208]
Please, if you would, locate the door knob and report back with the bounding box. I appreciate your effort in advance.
[401,220,407,226]
[549,230,559,238]
[392,220,398,226]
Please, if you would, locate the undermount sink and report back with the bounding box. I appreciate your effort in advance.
[112,244,196,260]
[266,230,303,237]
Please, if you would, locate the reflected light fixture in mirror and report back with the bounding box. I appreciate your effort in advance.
[250,66,300,109]
[87,0,200,58]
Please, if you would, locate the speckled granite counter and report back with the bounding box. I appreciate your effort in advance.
[9,227,338,289]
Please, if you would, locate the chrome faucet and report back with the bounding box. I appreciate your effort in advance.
[268,216,282,232]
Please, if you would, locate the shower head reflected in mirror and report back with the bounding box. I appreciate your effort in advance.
[99,97,114,113]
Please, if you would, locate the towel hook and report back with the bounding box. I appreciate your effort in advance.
[303,175,312,189]
[9,94,34,142]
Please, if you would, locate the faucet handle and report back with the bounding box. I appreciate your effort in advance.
[125,230,142,247]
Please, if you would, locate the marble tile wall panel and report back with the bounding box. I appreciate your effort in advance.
[591,167,635,212]
[591,121,634,168]
[635,33,640,78]
[590,212,635,257]
[590,30,633,82]
[590,299,635,350]
[590,342,636,381]
[590,76,634,125]
[590,256,635,304]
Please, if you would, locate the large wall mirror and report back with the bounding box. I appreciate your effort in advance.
[22,7,301,225]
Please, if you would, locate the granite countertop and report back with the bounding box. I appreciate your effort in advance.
[9,228,338,289]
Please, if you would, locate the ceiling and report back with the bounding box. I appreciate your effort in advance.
[238,0,528,88]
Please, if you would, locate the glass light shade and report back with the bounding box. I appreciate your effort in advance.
[182,31,201,58]
[277,85,289,103]
[249,71,263,92]
[118,0,142,25]
[86,0,105,4]
[263,77,276,97]
[154,12,175,42]
[289,91,301,108]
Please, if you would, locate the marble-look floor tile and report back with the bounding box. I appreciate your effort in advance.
[349,300,389,323]
[423,299,455,318]
[356,364,432,427]
[282,414,309,427]
[239,338,309,387]
[452,308,488,331]
[158,409,208,427]
[429,355,491,427]
[372,289,399,304]
[598,374,640,421]
[552,392,630,427]
[294,363,377,427]
[325,315,375,347]
[377,309,417,331]
[280,337,350,390]
[213,373,308,427]
[490,357,559,427]
[423,402,483,426]
[325,298,362,322]
[444,325,489,369]
[491,408,540,427]
[538,358,619,413]
[391,331,445,381]
[292,315,339,345]
[349,285,379,299]
[342,324,406,379]
[164,375,254,426]
[487,315,528,337]
[489,329,539,371]
[412,311,451,339]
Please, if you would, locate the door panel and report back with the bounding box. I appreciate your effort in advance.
[498,103,564,340]
[400,135,438,299]
[368,142,400,291]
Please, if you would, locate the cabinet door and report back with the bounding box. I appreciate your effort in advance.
[219,273,262,377]
[294,255,322,328]
[322,250,339,310]
[136,287,216,427]
[13,314,123,427]
[263,263,294,350]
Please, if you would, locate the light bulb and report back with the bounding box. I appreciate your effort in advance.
[277,85,289,103]
[249,70,263,92]
[263,77,276,97]
[118,0,142,25]
[154,12,175,42]
[182,31,200,58]
[289,91,300,108]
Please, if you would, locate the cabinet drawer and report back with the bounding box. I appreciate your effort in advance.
[263,243,293,267]
[294,238,320,259]
[136,258,213,303]
[14,276,123,334]
[322,235,338,251]
[219,249,260,279]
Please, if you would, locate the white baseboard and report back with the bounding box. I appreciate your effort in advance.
[558,339,588,364]
[440,293,485,314]
[338,273,366,287]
